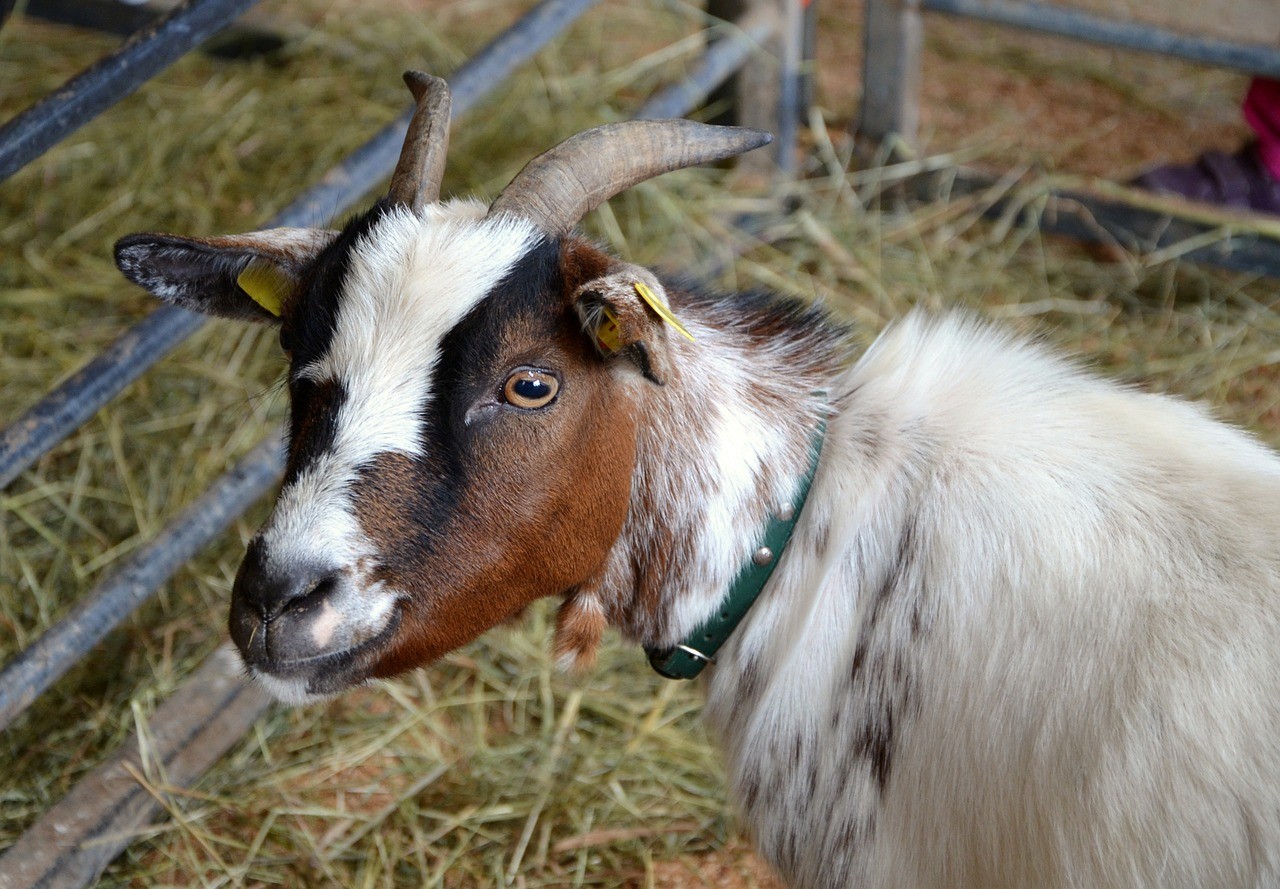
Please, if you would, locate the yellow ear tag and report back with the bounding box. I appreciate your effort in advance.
[634,280,694,343]
[595,304,623,353]
[236,260,290,317]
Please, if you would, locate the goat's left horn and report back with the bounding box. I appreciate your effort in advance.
[387,71,452,212]
[487,119,772,235]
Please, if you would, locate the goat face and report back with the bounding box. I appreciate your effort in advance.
[114,72,769,701]
[115,202,659,700]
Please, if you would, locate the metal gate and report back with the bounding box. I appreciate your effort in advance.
[0,1,813,883]
[857,0,1280,277]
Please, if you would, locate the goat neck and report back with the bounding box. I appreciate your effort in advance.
[557,283,850,669]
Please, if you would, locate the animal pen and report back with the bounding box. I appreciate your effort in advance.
[861,0,1280,276]
[2,0,1280,886]
[0,1,814,883]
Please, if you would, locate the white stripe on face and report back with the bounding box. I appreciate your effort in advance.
[262,200,541,576]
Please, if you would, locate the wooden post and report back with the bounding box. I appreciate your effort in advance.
[857,0,922,149]
[798,0,819,116]
[706,0,811,175]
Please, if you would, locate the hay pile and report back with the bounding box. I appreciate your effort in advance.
[2,0,1278,886]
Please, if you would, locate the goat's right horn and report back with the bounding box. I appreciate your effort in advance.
[387,71,452,212]
[487,119,772,235]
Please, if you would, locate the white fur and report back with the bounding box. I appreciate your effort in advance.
[679,312,1280,889]
[254,670,338,707]
[298,201,537,463]
[668,347,801,636]
[592,293,835,650]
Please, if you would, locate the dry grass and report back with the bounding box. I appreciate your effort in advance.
[2,0,1279,886]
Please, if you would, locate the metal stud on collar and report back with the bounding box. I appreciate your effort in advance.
[646,417,826,681]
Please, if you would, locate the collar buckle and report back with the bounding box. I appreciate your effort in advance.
[647,643,717,680]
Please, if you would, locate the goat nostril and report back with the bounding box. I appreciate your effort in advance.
[314,573,338,599]
[283,572,340,616]
[233,555,344,623]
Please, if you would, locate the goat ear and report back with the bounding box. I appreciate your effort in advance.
[114,228,337,324]
[572,264,686,386]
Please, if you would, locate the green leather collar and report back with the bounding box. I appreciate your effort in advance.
[646,418,826,680]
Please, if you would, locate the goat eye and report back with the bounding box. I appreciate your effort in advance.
[278,326,294,354]
[503,369,559,409]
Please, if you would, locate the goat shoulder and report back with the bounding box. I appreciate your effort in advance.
[693,311,1280,889]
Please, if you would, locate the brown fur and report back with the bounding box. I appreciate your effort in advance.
[351,243,641,677]
[554,587,608,669]
[558,237,613,293]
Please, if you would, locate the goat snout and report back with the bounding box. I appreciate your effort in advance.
[229,539,397,683]
[234,540,337,620]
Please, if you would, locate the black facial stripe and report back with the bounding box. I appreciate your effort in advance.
[278,201,394,488]
[352,235,565,566]
[285,200,395,367]
[430,235,564,426]
[284,376,348,486]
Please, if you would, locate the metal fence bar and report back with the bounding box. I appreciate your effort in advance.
[636,7,777,120]
[920,0,1280,79]
[0,307,204,491]
[0,647,273,889]
[0,0,605,721]
[20,0,288,60]
[0,433,282,732]
[0,0,603,492]
[0,0,262,183]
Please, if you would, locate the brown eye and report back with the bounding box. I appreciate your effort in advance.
[503,368,559,409]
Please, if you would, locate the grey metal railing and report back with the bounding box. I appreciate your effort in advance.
[856,0,1280,278]
[0,0,801,883]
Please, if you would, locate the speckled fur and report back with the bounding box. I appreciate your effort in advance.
[631,310,1280,889]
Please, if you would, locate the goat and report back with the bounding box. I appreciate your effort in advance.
[115,72,1280,888]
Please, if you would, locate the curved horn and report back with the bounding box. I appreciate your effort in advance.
[387,71,452,212]
[487,119,771,234]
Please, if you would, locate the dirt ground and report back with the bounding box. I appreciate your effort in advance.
[814,0,1255,179]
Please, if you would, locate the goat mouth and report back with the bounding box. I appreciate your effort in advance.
[238,605,404,697]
